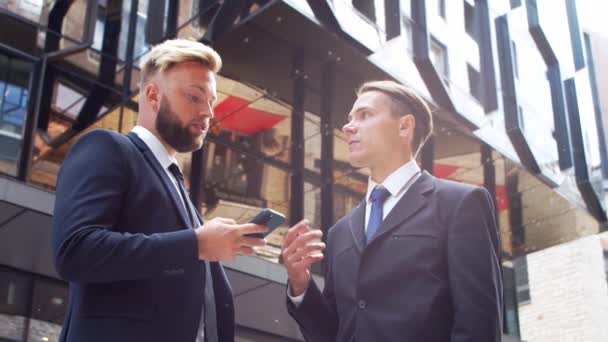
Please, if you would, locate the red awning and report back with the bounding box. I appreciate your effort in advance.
[213,96,286,135]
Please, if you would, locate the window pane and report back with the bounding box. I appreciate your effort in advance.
[304,112,321,172]
[0,268,29,341]
[303,182,322,229]
[212,75,292,163]
[30,98,137,190]
[0,54,32,178]
[30,280,68,325]
[467,64,481,102]
[430,37,448,82]
[202,143,290,264]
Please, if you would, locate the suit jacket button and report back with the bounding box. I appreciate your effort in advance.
[358,300,366,309]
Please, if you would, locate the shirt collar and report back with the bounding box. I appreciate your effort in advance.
[131,126,178,170]
[366,160,421,203]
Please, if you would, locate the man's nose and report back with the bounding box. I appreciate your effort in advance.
[201,103,214,119]
[342,121,355,134]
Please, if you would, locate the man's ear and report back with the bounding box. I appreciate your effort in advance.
[399,114,415,140]
[144,82,160,112]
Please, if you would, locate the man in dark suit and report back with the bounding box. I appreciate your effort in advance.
[283,81,503,341]
[51,39,267,342]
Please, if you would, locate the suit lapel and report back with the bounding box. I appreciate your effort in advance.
[193,206,204,225]
[348,200,367,253]
[366,171,435,247]
[127,132,191,229]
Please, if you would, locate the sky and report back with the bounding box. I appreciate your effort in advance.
[578,0,608,38]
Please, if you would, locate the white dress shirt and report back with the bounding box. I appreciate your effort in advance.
[289,160,422,305]
[131,126,186,209]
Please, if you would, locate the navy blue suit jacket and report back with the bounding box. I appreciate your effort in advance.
[287,172,503,342]
[52,129,234,342]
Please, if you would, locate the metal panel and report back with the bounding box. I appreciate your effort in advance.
[510,0,522,9]
[411,0,455,112]
[495,15,541,174]
[202,0,250,44]
[526,0,573,170]
[0,210,57,278]
[0,177,55,215]
[384,0,400,40]
[232,276,304,340]
[547,66,573,169]
[0,200,24,227]
[583,33,608,178]
[305,0,341,34]
[144,0,166,44]
[476,0,498,112]
[563,78,606,222]
[482,143,498,226]
[565,0,585,71]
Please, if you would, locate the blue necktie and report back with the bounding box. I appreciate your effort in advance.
[366,186,391,244]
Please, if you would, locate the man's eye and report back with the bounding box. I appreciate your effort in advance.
[190,95,201,103]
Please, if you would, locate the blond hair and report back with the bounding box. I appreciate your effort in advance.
[139,39,222,86]
[357,80,433,156]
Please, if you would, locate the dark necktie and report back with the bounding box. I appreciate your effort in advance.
[168,164,218,342]
[366,186,391,244]
[168,163,197,227]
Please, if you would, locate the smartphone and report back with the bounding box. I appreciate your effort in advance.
[246,208,286,238]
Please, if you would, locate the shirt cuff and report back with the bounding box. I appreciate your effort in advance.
[287,284,307,307]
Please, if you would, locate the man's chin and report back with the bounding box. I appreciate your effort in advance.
[347,155,367,169]
[186,134,205,151]
[174,139,204,153]
[190,139,204,152]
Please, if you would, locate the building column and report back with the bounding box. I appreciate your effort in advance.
[290,52,305,225]
[320,61,335,233]
[420,136,434,174]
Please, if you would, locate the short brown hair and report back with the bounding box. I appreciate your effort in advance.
[357,80,433,156]
[139,39,222,86]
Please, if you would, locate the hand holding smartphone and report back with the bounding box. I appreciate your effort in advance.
[245,208,286,238]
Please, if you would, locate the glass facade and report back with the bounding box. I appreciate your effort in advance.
[1,0,607,341]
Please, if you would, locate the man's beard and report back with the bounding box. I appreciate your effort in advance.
[155,95,204,153]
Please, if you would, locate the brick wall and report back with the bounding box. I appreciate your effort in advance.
[0,313,24,341]
[0,314,62,341]
[518,233,608,342]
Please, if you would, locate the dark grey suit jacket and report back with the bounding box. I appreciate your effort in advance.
[288,171,503,342]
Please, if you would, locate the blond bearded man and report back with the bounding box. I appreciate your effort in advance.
[52,39,267,342]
